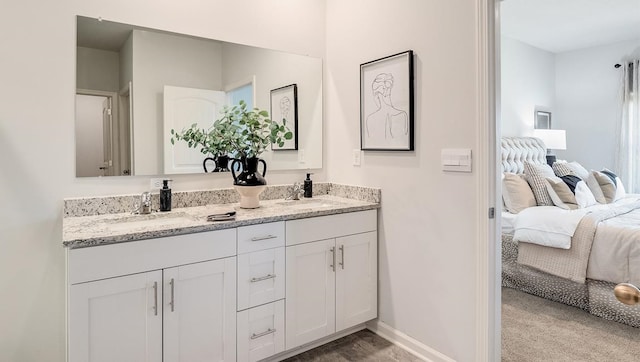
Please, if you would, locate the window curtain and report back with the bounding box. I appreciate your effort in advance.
[616,59,640,193]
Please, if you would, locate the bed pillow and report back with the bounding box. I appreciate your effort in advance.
[546,175,598,210]
[524,161,556,206]
[502,173,536,213]
[564,161,607,203]
[552,161,575,177]
[592,169,626,203]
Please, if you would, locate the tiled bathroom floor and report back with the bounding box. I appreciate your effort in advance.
[282,329,422,361]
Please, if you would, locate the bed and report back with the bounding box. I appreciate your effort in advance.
[501,136,640,327]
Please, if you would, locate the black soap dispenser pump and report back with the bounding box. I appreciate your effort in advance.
[160,179,172,211]
[303,173,313,198]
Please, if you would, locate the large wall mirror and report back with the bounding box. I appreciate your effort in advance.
[75,15,323,177]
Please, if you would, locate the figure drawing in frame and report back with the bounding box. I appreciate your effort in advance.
[270,84,298,150]
[361,50,413,150]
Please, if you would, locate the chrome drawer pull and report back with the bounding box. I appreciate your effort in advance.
[251,328,276,340]
[170,278,175,312]
[330,247,335,272]
[250,274,276,283]
[250,235,278,241]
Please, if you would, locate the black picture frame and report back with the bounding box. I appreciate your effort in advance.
[360,50,414,151]
[270,84,298,150]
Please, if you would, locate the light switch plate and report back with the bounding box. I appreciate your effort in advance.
[441,148,472,172]
[353,149,362,166]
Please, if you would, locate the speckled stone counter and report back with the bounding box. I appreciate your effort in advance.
[63,183,380,249]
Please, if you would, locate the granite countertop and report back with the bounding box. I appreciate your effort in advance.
[63,195,379,249]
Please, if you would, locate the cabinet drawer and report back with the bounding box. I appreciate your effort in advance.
[68,229,236,284]
[237,300,285,362]
[237,222,285,254]
[237,248,285,311]
[286,210,377,246]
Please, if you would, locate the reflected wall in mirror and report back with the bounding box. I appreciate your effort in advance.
[75,15,323,177]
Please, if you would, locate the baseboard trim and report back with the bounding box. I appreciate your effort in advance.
[366,320,456,362]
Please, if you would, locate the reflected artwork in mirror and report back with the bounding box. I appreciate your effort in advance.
[75,15,323,177]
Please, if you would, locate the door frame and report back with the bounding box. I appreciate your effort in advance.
[475,0,501,360]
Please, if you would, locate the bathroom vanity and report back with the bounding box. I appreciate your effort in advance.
[63,185,379,362]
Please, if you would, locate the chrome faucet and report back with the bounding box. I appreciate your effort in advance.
[133,191,153,214]
[286,182,305,200]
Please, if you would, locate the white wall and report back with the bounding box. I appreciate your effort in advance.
[222,43,323,170]
[501,36,555,136]
[555,39,640,169]
[0,1,325,361]
[326,1,484,360]
[76,46,120,91]
[132,30,223,175]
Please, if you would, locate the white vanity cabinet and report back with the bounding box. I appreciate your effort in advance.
[284,210,378,350]
[68,229,237,362]
[236,222,286,362]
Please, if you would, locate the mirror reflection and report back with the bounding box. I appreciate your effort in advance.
[75,15,323,177]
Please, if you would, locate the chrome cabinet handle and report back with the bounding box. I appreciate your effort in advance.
[250,235,278,241]
[330,247,335,272]
[339,245,345,269]
[250,274,276,283]
[251,328,276,340]
[170,278,175,312]
[153,281,158,316]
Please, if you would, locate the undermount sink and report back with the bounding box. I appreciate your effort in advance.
[106,211,193,232]
[276,199,334,209]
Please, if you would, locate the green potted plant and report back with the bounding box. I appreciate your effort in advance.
[171,100,292,208]
[170,122,236,172]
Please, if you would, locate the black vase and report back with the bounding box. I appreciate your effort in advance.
[231,157,267,186]
[203,155,231,173]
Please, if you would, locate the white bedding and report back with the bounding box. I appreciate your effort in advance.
[514,195,640,285]
[501,211,517,234]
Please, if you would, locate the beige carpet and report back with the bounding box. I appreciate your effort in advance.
[502,287,640,361]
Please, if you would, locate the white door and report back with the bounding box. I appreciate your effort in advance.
[163,257,237,362]
[69,271,163,362]
[75,94,107,177]
[163,86,227,174]
[335,232,378,331]
[285,239,336,349]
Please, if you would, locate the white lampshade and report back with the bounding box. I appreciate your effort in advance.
[533,129,566,150]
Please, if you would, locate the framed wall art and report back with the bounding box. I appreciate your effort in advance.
[360,50,414,151]
[270,83,298,150]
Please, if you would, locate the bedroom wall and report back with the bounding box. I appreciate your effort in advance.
[501,36,556,137]
[326,1,485,360]
[0,1,325,361]
[554,38,640,170]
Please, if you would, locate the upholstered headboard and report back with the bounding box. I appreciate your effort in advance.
[501,137,547,173]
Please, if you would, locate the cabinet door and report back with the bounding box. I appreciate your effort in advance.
[69,271,163,362]
[336,232,378,331]
[285,239,336,349]
[163,257,237,362]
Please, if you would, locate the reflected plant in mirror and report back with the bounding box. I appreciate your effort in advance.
[75,15,323,177]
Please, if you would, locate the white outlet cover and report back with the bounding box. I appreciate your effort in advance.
[353,149,362,166]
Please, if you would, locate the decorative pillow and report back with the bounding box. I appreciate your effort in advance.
[502,173,536,213]
[545,176,578,210]
[524,161,556,206]
[545,175,598,209]
[565,161,589,180]
[552,161,575,177]
[565,161,607,203]
[592,169,626,203]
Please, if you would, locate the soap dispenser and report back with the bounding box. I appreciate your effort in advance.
[160,179,172,211]
[303,173,313,198]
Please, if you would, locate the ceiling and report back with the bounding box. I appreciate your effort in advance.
[501,0,640,53]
